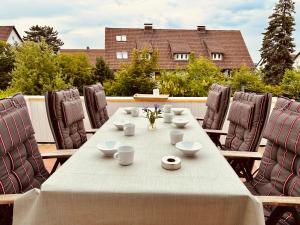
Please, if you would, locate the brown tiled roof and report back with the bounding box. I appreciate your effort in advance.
[105,26,254,70]
[60,49,105,65]
[169,41,191,54]
[0,26,22,42]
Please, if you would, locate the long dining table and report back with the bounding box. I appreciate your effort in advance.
[13,108,265,225]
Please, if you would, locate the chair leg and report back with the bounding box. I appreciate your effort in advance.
[266,206,299,225]
[50,159,60,175]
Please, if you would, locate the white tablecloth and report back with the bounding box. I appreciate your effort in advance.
[13,108,264,225]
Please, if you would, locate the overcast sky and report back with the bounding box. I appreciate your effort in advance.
[0,0,299,63]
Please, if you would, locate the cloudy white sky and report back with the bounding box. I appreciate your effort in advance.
[1,0,299,63]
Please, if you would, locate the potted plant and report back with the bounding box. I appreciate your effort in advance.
[143,104,162,130]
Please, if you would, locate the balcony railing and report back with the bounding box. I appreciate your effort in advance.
[24,96,277,143]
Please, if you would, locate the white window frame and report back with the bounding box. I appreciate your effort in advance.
[116,51,128,59]
[211,53,223,61]
[174,53,189,61]
[116,35,127,42]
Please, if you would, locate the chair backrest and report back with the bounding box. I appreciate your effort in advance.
[202,83,231,130]
[83,83,109,129]
[45,88,87,150]
[224,91,272,152]
[0,93,49,195]
[253,97,300,197]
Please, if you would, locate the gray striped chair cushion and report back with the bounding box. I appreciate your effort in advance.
[224,92,270,152]
[202,83,231,130]
[46,88,87,149]
[84,83,109,129]
[246,97,300,225]
[0,93,49,194]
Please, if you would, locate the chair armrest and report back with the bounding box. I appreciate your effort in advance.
[205,129,228,136]
[257,196,300,207]
[196,117,204,121]
[85,129,98,134]
[220,150,263,160]
[41,149,77,159]
[0,194,21,205]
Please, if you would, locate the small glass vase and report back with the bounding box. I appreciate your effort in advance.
[148,121,156,131]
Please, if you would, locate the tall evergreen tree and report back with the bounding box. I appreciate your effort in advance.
[94,57,114,84]
[23,25,64,53]
[260,0,295,84]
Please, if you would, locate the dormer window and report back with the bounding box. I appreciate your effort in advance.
[116,51,128,59]
[211,53,223,61]
[116,35,127,42]
[174,53,189,61]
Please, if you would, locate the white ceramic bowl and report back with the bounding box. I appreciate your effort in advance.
[173,118,189,128]
[175,141,202,156]
[97,141,120,156]
[172,108,185,115]
[124,108,132,114]
[113,120,129,130]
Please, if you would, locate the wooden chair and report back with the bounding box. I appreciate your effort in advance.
[83,83,109,129]
[197,83,231,145]
[0,93,75,225]
[207,91,272,180]
[45,88,96,173]
[222,97,300,225]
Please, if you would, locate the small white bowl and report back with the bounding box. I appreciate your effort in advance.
[97,141,120,156]
[175,141,202,156]
[124,108,132,114]
[173,118,189,128]
[113,120,129,130]
[172,108,185,115]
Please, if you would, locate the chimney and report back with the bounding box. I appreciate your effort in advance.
[86,46,90,50]
[144,23,153,31]
[197,26,206,33]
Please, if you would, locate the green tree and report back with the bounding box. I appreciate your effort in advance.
[94,57,114,84]
[58,53,94,94]
[281,69,300,98]
[186,55,225,96]
[104,48,158,96]
[159,70,189,96]
[229,65,264,93]
[11,41,69,95]
[260,0,295,84]
[0,41,15,90]
[23,25,64,53]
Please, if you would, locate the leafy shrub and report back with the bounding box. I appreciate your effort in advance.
[159,70,189,96]
[58,53,94,94]
[0,41,15,90]
[94,57,114,84]
[104,49,158,96]
[228,65,264,93]
[281,69,300,98]
[10,41,69,95]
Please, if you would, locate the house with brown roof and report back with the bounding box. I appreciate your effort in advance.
[60,47,105,65]
[105,23,254,72]
[0,26,22,45]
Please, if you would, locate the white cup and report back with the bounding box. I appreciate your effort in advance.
[170,130,184,145]
[164,104,172,113]
[131,108,139,117]
[114,145,134,166]
[124,123,135,136]
[153,89,160,96]
[163,112,174,123]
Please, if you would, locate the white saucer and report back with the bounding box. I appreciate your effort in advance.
[173,118,189,128]
[113,120,129,130]
[172,108,185,115]
[97,140,120,156]
[175,141,202,156]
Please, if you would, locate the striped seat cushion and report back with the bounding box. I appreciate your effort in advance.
[202,84,231,130]
[84,83,109,129]
[46,88,87,149]
[248,97,300,225]
[0,94,49,194]
[224,92,269,152]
